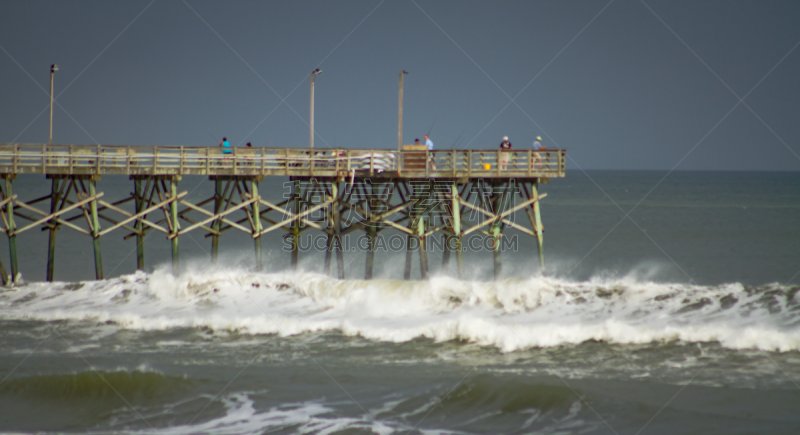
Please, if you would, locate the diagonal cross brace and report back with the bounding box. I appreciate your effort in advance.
[172,197,257,239]
[97,192,187,236]
[13,193,105,235]
[257,198,333,237]
[257,197,331,233]
[339,201,415,235]
[179,200,252,235]
[13,200,92,236]
[0,195,17,231]
[459,192,546,237]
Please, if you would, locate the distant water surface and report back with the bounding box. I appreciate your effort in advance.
[1,170,798,434]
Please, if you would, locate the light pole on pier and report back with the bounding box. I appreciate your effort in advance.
[398,70,408,151]
[49,64,58,144]
[310,68,322,149]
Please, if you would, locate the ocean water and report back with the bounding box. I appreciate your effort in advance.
[1,170,799,434]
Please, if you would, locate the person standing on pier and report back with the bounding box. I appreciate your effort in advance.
[424,135,435,170]
[532,136,545,168]
[220,137,232,166]
[499,136,512,170]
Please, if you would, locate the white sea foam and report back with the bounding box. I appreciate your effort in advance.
[141,394,359,435]
[1,264,799,352]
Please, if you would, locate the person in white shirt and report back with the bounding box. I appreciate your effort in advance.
[424,135,435,169]
[499,136,512,170]
[532,136,545,169]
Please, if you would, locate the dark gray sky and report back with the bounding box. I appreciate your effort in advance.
[1,0,798,170]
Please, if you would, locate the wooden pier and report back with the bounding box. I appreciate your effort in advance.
[0,143,565,284]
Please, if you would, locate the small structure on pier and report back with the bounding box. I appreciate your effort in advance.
[0,143,565,284]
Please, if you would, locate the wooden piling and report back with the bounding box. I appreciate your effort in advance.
[46,177,62,281]
[404,234,413,280]
[89,178,104,280]
[291,181,299,270]
[212,178,222,261]
[251,179,263,271]
[332,181,344,279]
[418,221,428,280]
[324,180,333,276]
[441,234,450,268]
[134,177,145,271]
[0,254,8,286]
[532,181,545,271]
[6,176,18,283]
[365,224,375,280]
[491,181,512,280]
[451,183,463,279]
[170,177,179,274]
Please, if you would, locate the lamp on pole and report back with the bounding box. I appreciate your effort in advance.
[398,70,408,151]
[310,68,322,149]
[49,64,58,144]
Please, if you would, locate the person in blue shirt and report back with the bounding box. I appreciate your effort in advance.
[218,137,232,166]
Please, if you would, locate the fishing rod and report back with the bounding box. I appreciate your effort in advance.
[426,117,437,136]
[450,129,466,149]
[204,129,219,144]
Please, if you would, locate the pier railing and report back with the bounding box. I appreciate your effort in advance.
[0,144,565,178]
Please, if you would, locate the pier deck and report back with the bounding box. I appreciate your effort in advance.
[0,144,566,179]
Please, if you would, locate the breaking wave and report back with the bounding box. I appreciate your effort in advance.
[1,264,799,353]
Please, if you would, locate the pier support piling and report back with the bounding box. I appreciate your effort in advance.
[212,178,222,261]
[291,181,299,270]
[133,177,146,271]
[417,221,428,280]
[404,234,413,280]
[451,183,463,279]
[365,224,376,280]
[5,176,18,283]
[251,179,263,271]
[441,234,450,268]
[0,254,7,286]
[531,181,545,272]
[46,177,63,281]
[89,178,104,280]
[332,182,344,279]
[169,177,180,274]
